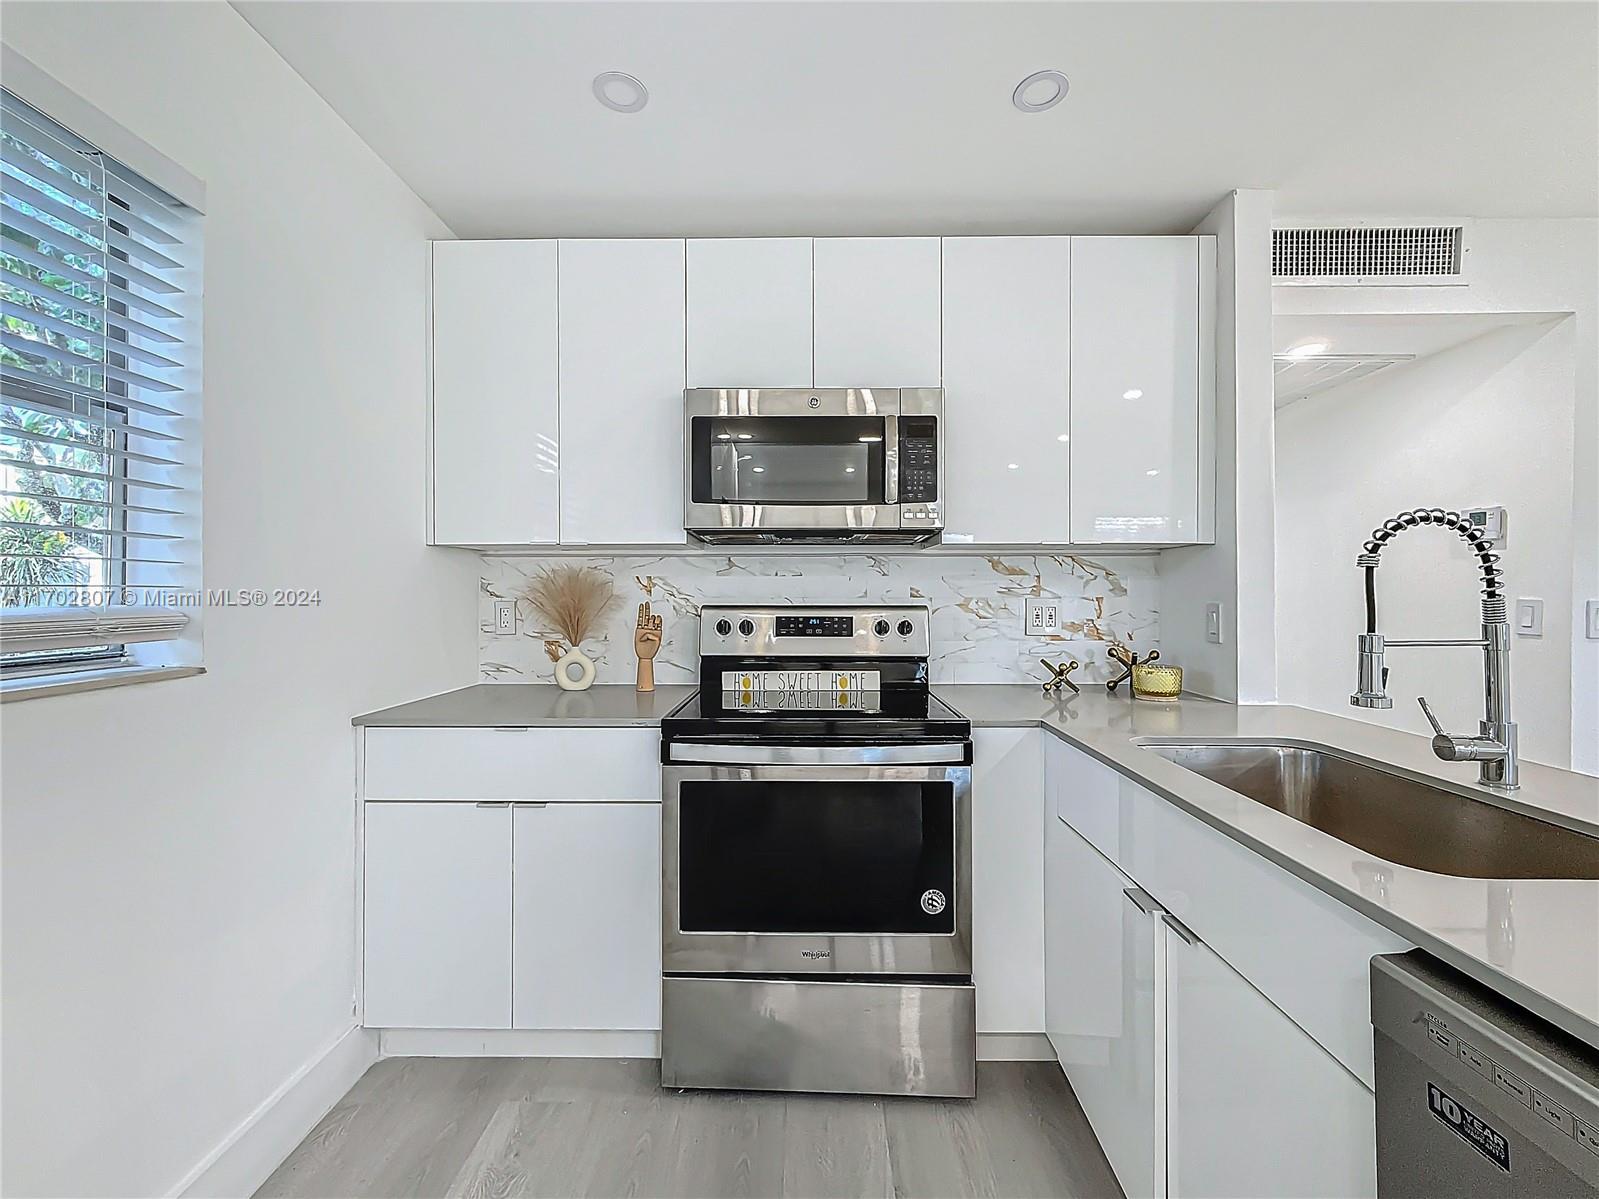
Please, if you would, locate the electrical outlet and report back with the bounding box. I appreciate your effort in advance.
[1205,602,1224,645]
[493,599,517,635]
[1023,596,1062,637]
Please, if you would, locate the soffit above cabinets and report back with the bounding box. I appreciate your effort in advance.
[232,1,1598,238]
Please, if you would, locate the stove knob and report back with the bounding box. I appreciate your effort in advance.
[897,619,915,637]
[873,619,891,637]
[738,619,756,637]
[714,618,732,637]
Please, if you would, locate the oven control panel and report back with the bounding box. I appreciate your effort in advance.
[775,615,854,638]
[700,605,929,657]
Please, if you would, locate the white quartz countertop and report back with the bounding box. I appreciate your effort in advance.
[352,683,695,727]
[935,684,1599,1049]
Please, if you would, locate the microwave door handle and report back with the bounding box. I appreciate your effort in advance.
[882,414,899,504]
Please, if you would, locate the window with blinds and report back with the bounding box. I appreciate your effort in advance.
[0,90,201,678]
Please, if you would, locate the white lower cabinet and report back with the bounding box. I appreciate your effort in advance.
[1045,737,1379,1199]
[512,802,661,1030]
[972,728,1044,1034]
[362,784,662,1033]
[1166,922,1376,1198]
[363,801,513,1029]
[1046,815,1163,1198]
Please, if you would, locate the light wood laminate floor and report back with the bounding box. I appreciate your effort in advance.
[256,1058,1123,1199]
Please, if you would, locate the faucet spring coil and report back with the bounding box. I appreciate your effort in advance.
[1363,506,1505,610]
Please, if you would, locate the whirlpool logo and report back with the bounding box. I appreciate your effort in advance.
[801,949,831,960]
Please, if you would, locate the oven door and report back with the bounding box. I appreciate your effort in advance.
[684,388,901,533]
[661,759,972,976]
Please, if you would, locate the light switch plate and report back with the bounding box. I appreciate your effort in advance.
[1023,596,1062,637]
[1205,602,1224,645]
[493,599,517,635]
[1587,599,1599,640]
[1514,598,1544,638]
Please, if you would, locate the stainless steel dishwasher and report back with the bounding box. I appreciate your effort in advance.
[1372,951,1599,1197]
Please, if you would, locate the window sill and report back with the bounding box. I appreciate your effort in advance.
[0,663,206,703]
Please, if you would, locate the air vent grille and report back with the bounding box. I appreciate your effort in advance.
[1273,226,1465,283]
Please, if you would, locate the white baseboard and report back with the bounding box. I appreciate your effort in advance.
[379,1027,662,1058]
[977,1032,1055,1061]
[374,1028,1050,1062]
[173,1024,378,1199]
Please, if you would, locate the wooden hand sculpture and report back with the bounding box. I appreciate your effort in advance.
[634,602,663,692]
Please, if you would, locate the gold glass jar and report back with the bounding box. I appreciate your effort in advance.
[1131,662,1183,700]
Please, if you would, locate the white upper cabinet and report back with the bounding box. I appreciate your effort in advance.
[686,238,813,387]
[812,237,942,386]
[431,240,559,545]
[557,239,687,545]
[941,237,1072,544]
[1069,236,1213,544]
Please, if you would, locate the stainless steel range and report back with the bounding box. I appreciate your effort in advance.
[659,603,975,1099]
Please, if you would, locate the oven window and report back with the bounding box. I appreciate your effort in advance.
[677,778,956,934]
[691,416,885,505]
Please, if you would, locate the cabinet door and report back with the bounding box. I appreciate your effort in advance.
[972,728,1044,1033]
[557,239,686,545]
[512,802,662,1030]
[431,241,559,545]
[941,237,1072,544]
[1047,815,1164,1198]
[812,237,941,386]
[1069,237,1202,544]
[363,802,512,1029]
[1167,923,1376,1199]
[687,238,812,387]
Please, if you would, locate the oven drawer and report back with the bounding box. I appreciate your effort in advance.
[662,974,976,1098]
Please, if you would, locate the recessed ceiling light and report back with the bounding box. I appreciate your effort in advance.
[844,466,857,473]
[1284,340,1330,359]
[1146,469,1160,477]
[751,466,766,473]
[1012,69,1070,114]
[1007,463,1020,470]
[716,433,732,440]
[592,71,648,114]
[736,433,753,440]
[1056,433,1069,442]
[1123,389,1144,401]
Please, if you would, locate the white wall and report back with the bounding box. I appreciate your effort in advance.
[0,5,478,1196]
[1276,319,1575,767]
[1275,219,1598,773]
[1160,189,1278,701]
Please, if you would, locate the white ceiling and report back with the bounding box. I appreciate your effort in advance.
[234,1,1598,239]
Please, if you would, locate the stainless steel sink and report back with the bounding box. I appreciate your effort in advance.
[1139,742,1599,880]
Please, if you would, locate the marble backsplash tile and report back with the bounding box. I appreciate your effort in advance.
[480,553,1158,686]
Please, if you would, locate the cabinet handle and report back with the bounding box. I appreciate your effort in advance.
[1122,886,1164,916]
[514,802,548,809]
[1161,911,1199,946]
[474,801,511,808]
[492,727,530,733]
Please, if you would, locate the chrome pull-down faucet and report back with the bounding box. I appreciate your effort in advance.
[1349,507,1519,790]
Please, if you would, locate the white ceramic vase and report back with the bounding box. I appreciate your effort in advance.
[554,645,597,691]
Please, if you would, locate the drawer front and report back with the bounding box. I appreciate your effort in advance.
[364,727,660,800]
[1047,735,1411,1088]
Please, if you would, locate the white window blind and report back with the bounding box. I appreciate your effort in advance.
[0,89,200,670]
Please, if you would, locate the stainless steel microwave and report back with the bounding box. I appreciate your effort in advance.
[683,388,943,545]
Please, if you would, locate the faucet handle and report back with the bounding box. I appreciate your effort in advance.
[1417,696,1448,738]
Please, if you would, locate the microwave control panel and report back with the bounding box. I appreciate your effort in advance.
[898,416,939,504]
